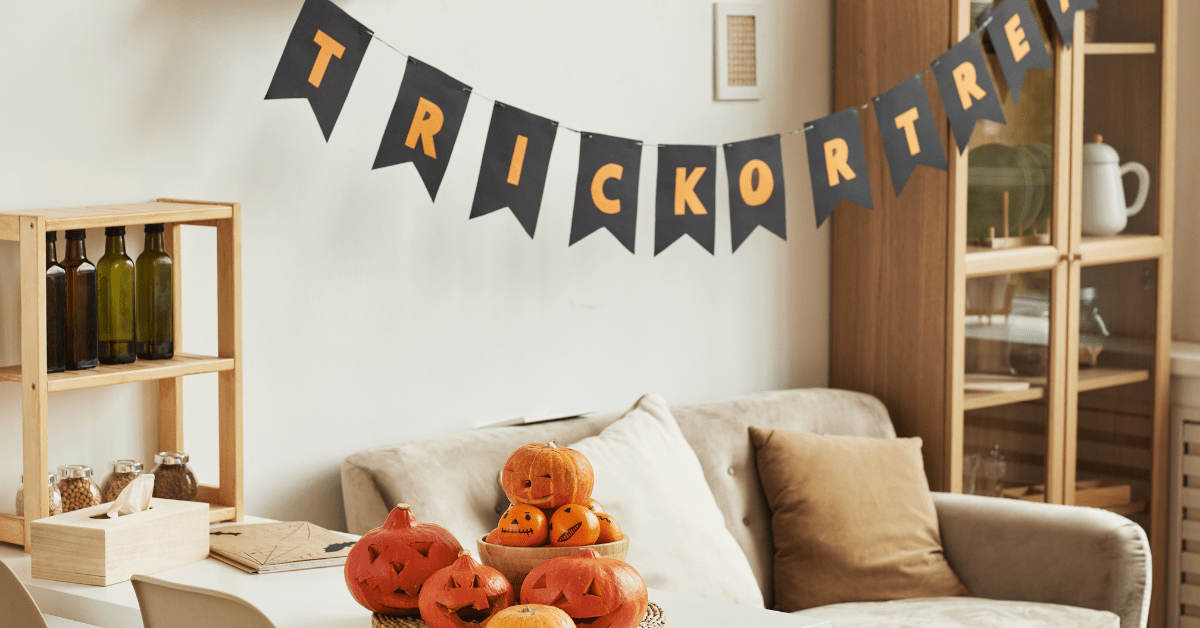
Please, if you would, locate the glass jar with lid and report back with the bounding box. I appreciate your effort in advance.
[150,452,197,501]
[101,460,143,503]
[15,473,62,517]
[57,465,101,512]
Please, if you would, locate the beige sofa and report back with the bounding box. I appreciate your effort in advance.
[342,388,1150,628]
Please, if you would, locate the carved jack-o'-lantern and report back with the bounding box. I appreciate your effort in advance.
[488,604,575,628]
[548,504,600,547]
[501,442,594,509]
[520,548,648,628]
[344,504,464,615]
[418,551,514,628]
[497,504,549,547]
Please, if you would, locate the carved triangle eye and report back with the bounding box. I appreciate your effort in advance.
[445,577,461,589]
[408,541,433,558]
[368,544,383,562]
[529,573,549,590]
[391,561,406,576]
[585,578,603,597]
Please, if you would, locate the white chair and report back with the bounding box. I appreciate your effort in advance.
[0,558,91,628]
[131,574,277,628]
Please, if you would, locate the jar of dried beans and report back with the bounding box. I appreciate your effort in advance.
[15,473,62,517]
[57,465,101,513]
[150,452,197,501]
[101,459,143,503]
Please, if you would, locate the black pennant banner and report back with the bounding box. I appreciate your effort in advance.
[932,35,1007,154]
[804,107,873,228]
[1047,0,1097,46]
[723,135,786,252]
[569,133,643,254]
[655,145,717,256]
[986,0,1053,104]
[873,75,948,197]
[373,58,472,201]
[265,0,372,141]
[469,103,558,238]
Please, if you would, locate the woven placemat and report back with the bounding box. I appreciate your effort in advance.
[372,601,665,627]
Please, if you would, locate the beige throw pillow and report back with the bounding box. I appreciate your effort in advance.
[569,393,765,608]
[748,427,968,612]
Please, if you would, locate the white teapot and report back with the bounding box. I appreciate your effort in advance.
[1081,134,1150,236]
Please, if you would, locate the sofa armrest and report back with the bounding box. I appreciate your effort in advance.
[932,492,1150,628]
[342,461,391,535]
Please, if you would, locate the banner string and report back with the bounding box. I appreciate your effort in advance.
[362,12,995,148]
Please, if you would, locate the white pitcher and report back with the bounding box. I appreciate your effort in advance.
[1081,134,1150,236]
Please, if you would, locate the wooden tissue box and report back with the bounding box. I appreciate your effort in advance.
[30,498,209,586]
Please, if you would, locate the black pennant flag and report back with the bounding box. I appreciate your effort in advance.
[804,107,873,228]
[469,103,558,238]
[1047,0,1097,46]
[873,75,948,197]
[723,135,786,252]
[569,133,642,254]
[373,58,472,201]
[986,0,1053,104]
[932,35,1007,153]
[655,145,717,256]
[265,0,372,141]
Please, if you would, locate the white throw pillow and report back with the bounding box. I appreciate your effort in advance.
[568,393,765,608]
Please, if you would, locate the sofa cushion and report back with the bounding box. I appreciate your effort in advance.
[749,427,967,612]
[569,393,765,608]
[790,596,1119,628]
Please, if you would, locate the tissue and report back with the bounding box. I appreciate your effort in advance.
[105,474,155,518]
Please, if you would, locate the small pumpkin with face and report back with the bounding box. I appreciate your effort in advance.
[520,548,648,628]
[418,550,514,628]
[548,504,600,547]
[501,442,594,510]
[344,504,463,615]
[488,604,575,628]
[497,504,549,547]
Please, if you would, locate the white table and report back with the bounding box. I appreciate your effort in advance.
[0,541,829,628]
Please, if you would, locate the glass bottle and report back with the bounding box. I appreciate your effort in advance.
[60,230,98,370]
[97,226,136,365]
[57,465,101,512]
[15,473,62,517]
[136,224,173,359]
[150,452,197,501]
[101,459,143,503]
[46,231,67,373]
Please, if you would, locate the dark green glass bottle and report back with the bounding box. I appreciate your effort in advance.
[46,232,66,373]
[97,226,136,365]
[136,224,173,360]
[61,230,97,370]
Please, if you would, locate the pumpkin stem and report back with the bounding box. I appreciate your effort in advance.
[396,503,410,510]
[547,441,557,448]
[458,549,471,558]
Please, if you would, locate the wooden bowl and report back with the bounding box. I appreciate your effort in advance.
[476,535,629,591]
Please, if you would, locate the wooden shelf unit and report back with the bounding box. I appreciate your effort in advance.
[0,199,243,550]
[833,1,1174,623]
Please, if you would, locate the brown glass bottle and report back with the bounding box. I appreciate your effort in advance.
[61,229,98,370]
[46,232,67,373]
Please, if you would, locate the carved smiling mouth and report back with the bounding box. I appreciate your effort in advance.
[556,522,582,543]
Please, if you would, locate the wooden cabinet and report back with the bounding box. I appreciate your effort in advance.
[0,199,244,550]
[831,0,1175,623]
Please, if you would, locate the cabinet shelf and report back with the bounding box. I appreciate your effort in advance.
[1084,42,1157,56]
[0,201,233,240]
[966,245,1060,278]
[0,354,233,392]
[1080,234,1165,266]
[963,367,1150,411]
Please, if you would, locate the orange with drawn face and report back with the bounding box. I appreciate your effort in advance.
[548,504,600,547]
[595,513,623,544]
[497,504,549,547]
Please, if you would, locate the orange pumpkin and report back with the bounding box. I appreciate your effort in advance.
[501,442,594,509]
[497,504,549,547]
[584,497,605,514]
[520,548,648,628]
[344,504,463,615]
[596,513,624,544]
[488,604,575,628]
[485,528,502,545]
[418,551,514,628]
[548,504,600,547]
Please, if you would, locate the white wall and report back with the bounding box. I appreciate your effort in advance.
[1173,0,1200,341]
[0,1,833,531]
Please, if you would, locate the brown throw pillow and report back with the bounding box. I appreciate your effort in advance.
[749,427,968,612]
